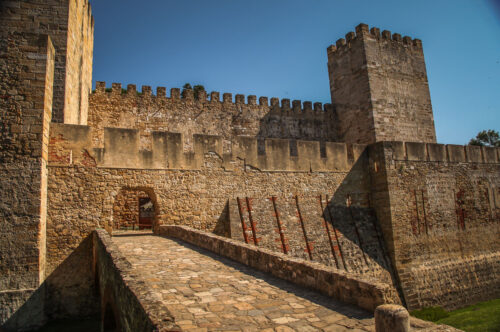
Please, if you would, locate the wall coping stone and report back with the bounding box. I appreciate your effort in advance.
[93,229,180,331]
[158,225,401,312]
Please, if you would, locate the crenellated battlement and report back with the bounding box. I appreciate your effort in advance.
[3,0,500,323]
[327,23,422,56]
[376,141,500,164]
[93,81,333,113]
[49,123,368,172]
[327,24,436,145]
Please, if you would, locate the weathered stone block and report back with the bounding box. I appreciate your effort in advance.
[103,127,139,168]
[406,142,427,161]
[264,139,290,171]
[447,144,466,162]
[427,143,446,162]
[466,145,483,163]
[483,146,498,163]
[375,304,409,332]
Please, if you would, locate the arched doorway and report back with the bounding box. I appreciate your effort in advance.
[112,187,157,230]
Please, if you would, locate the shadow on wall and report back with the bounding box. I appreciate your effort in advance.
[255,103,337,153]
[228,148,401,300]
[1,235,99,332]
[213,201,230,237]
[321,151,400,297]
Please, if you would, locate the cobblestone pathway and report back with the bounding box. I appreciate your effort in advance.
[113,234,376,331]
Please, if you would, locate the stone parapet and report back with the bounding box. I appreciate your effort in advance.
[327,23,423,56]
[159,225,401,311]
[93,229,179,331]
[49,123,367,171]
[93,81,333,113]
[88,82,337,152]
[380,141,500,164]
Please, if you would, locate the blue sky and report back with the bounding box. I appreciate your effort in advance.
[89,0,500,145]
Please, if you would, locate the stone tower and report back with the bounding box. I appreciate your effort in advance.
[0,0,93,329]
[327,23,437,144]
[0,0,94,125]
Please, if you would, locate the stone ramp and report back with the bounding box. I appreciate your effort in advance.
[112,234,375,331]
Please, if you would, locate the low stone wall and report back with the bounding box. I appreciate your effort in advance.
[93,229,179,331]
[228,196,396,286]
[159,225,401,311]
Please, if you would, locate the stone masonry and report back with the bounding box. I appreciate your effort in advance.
[368,142,500,310]
[328,24,436,144]
[0,29,54,331]
[0,0,93,124]
[0,1,499,330]
[96,229,457,331]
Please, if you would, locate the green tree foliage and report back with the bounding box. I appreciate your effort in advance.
[181,83,206,100]
[193,85,206,100]
[181,83,192,99]
[469,129,500,147]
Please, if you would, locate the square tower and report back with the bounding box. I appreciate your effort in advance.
[0,0,94,124]
[328,24,436,144]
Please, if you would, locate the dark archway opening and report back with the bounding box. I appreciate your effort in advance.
[112,188,157,230]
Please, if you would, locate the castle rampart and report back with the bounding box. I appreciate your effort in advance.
[49,122,500,171]
[89,81,337,151]
[44,122,500,313]
[49,122,369,172]
[369,142,500,310]
[1,2,499,328]
[328,24,436,144]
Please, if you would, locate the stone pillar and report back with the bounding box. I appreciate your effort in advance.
[375,304,410,332]
[0,31,55,330]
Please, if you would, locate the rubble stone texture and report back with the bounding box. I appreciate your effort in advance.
[108,231,457,331]
[0,0,499,331]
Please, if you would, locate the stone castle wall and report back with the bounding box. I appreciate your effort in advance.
[88,82,337,151]
[45,122,374,275]
[369,141,500,310]
[0,28,55,330]
[0,2,95,329]
[46,122,500,311]
[48,122,362,172]
[0,0,93,125]
[64,0,94,124]
[1,1,499,326]
[227,195,396,288]
[328,24,436,144]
